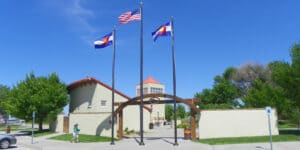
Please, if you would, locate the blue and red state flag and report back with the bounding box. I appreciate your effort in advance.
[151,22,172,41]
[94,32,113,49]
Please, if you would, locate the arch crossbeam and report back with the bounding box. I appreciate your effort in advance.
[115,93,200,114]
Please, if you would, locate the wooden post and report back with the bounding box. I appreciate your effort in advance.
[191,110,196,140]
[117,110,123,139]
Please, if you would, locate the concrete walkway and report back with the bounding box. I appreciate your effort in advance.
[16,135,300,150]
[15,125,300,150]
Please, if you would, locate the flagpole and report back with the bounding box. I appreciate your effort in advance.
[139,1,145,146]
[171,17,178,146]
[111,26,116,145]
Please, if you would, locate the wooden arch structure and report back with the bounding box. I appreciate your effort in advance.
[114,93,200,140]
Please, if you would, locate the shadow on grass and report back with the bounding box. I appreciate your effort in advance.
[279,129,300,135]
[14,129,54,137]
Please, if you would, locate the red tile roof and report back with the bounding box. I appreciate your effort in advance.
[67,77,130,100]
[143,77,160,84]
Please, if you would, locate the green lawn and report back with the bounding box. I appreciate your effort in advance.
[0,125,32,132]
[49,134,114,143]
[198,129,300,145]
[278,123,298,129]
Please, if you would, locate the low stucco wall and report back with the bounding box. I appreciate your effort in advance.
[69,113,117,137]
[198,109,279,139]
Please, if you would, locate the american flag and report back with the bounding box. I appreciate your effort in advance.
[118,9,141,24]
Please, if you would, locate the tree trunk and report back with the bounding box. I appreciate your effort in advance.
[38,118,43,131]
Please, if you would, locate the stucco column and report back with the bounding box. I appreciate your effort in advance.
[117,110,123,139]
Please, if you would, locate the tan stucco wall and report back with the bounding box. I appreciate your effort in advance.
[148,104,165,122]
[123,105,150,132]
[69,83,127,113]
[50,114,64,133]
[56,114,64,133]
[198,109,279,139]
[69,113,117,137]
[67,81,157,136]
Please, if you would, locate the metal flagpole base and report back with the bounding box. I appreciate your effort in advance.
[110,142,115,145]
[173,142,178,146]
[139,142,145,146]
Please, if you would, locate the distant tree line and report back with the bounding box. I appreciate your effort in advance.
[165,104,187,121]
[195,43,300,123]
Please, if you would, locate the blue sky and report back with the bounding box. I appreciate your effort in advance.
[1,0,300,101]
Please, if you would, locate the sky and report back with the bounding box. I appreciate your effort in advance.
[1,0,300,103]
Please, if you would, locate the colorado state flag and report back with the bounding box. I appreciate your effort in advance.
[94,32,113,49]
[151,22,172,42]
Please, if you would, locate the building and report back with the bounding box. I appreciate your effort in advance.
[136,77,165,125]
[66,77,129,137]
[54,77,166,137]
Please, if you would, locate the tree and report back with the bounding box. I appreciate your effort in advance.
[266,43,300,121]
[242,79,289,119]
[223,67,237,80]
[268,61,292,89]
[195,72,240,109]
[195,88,213,105]
[0,84,10,114]
[230,64,272,96]
[195,43,300,123]
[290,44,300,109]
[211,75,240,104]
[165,104,173,121]
[176,104,186,119]
[5,72,68,131]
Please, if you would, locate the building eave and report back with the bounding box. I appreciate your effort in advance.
[67,77,131,100]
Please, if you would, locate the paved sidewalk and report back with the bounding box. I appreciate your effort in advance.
[211,142,300,150]
[16,135,300,150]
[17,136,212,150]
[15,125,300,150]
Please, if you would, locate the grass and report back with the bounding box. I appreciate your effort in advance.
[124,127,135,135]
[0,125,54,137]
[198,129,300,145]
[49,134,114,143]
[177,123,190,128]
[278,123,298,129]
[0,125,32,131]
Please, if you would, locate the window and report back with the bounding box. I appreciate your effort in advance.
[150,87,163,94]
[137,88,149,96]
[143,88,148,94]
[100,100,107,107]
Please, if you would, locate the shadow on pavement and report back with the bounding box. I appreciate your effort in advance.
[7,146,18,149]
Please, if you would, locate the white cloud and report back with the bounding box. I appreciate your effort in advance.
[71,0,97,32]
[42,0,100,42]
[64,0,96,34]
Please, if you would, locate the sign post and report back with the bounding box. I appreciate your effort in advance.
[32,111,35,144]
[266,106,273,150]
